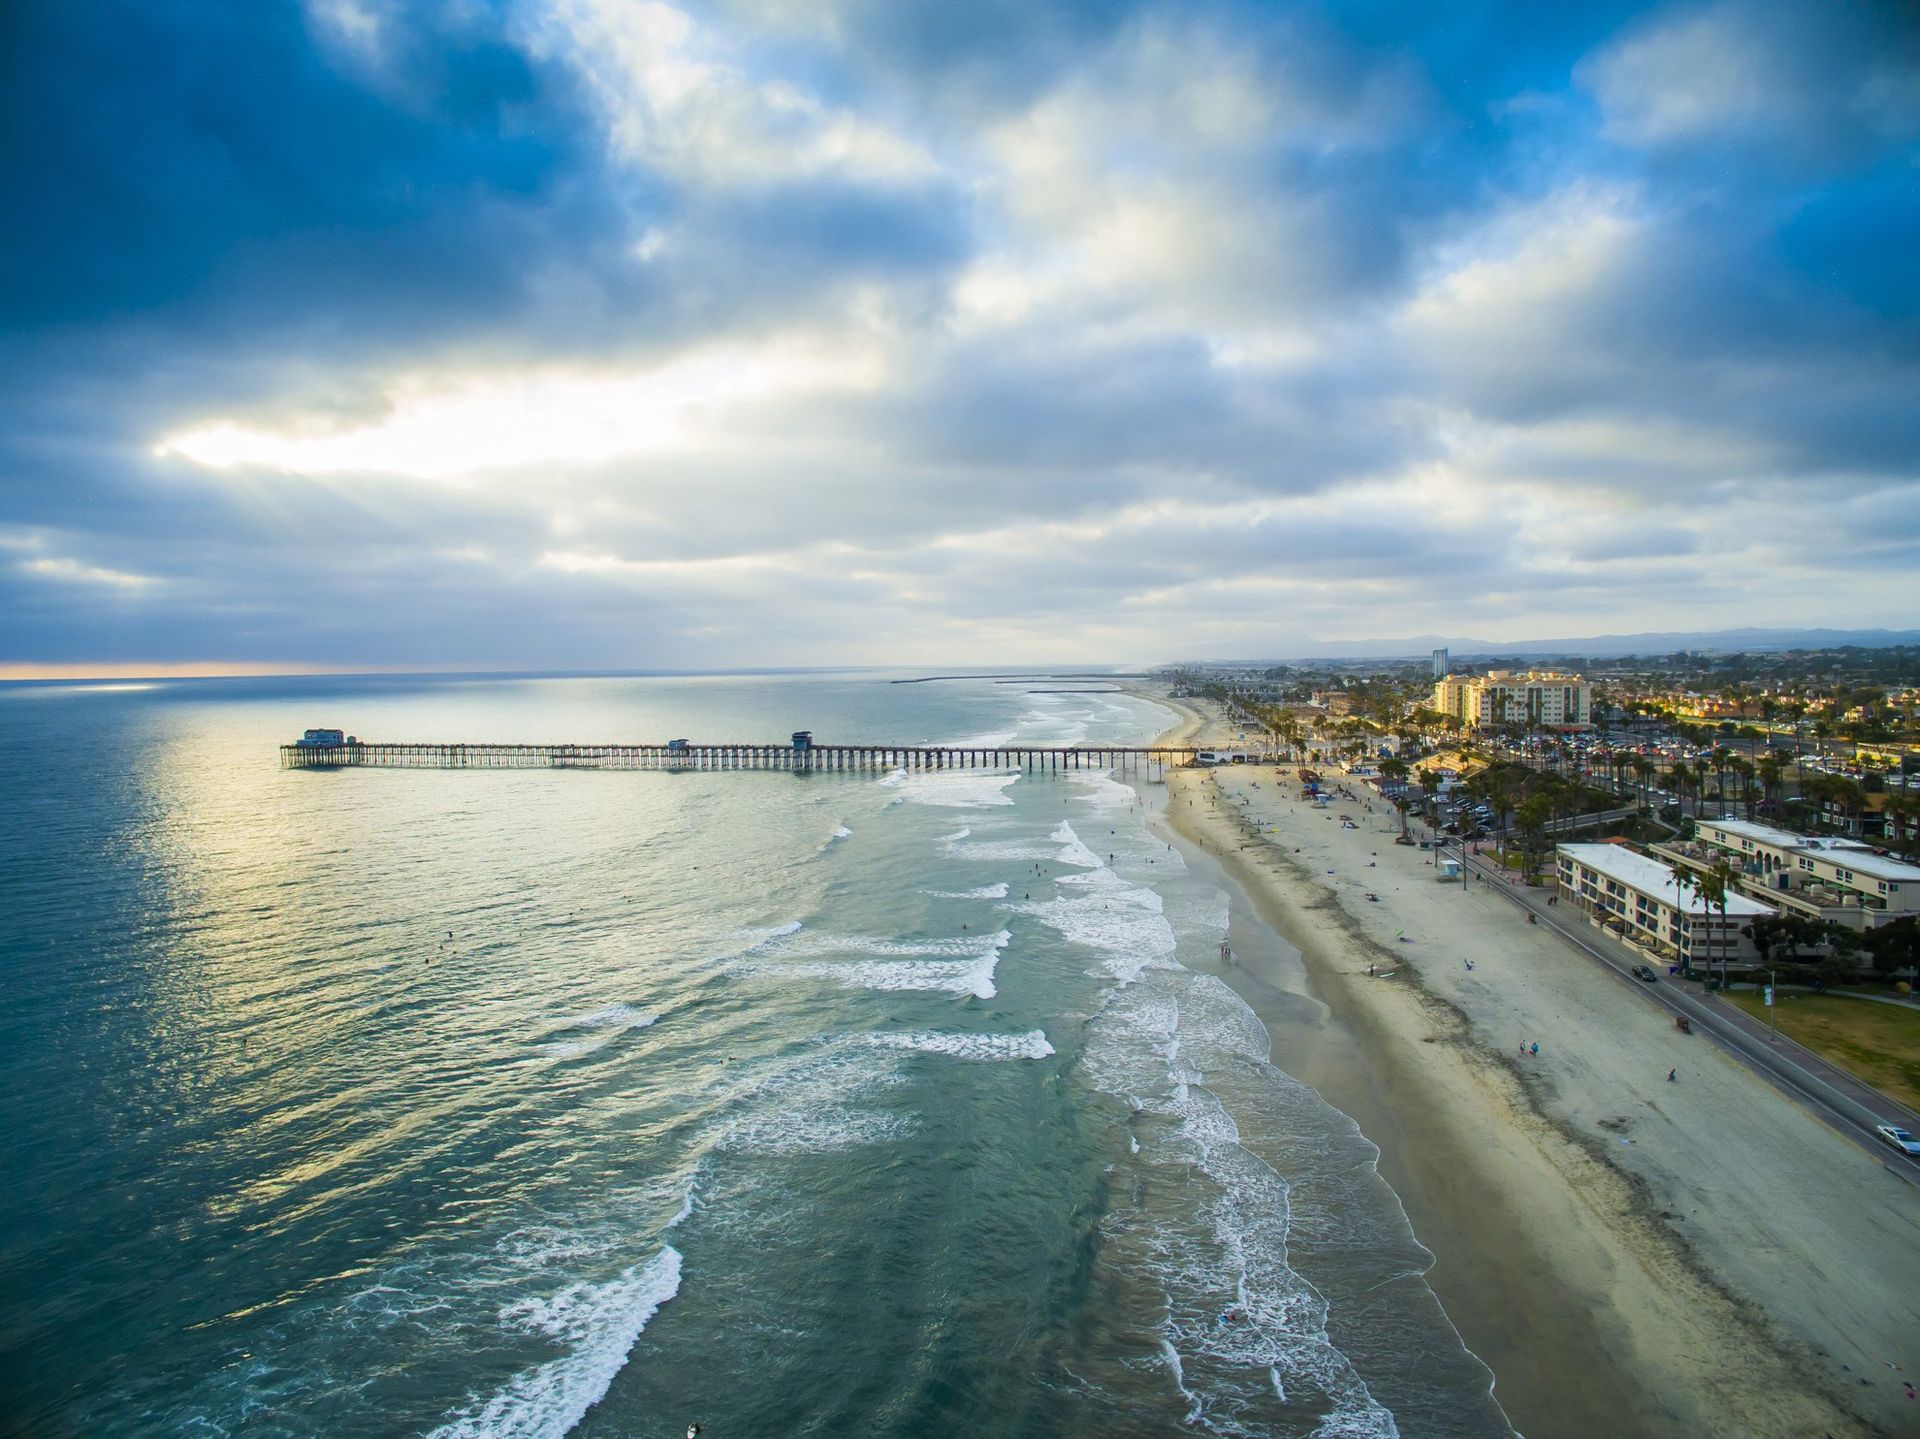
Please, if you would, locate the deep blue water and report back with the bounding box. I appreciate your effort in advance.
[0,673,1506,1438]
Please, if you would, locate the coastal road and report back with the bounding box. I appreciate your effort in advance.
[1454,845,1920,1186]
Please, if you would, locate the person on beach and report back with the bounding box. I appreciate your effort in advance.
[1530,1042,1539,1056]
[1668,1068,1677,1082]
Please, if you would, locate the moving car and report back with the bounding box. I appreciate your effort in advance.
[1875,1125,1920,1157]
[1630,965,1658,982]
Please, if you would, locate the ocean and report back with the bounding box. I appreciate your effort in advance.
[0,672,1509,1437]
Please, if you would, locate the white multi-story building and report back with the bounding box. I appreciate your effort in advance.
[1689,818,1920,923]
[1557,842,1773,966]
[1432,669,1592,731]
[1431,647,1449,679]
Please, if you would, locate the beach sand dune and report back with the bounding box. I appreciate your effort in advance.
[1140,690,1918,1439]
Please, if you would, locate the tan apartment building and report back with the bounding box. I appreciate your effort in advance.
[1432,669,1593,731]
[1666,818,1920,929]
[1557,842,1773,966]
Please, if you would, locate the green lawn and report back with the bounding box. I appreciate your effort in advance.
[1724,991,1920,1111]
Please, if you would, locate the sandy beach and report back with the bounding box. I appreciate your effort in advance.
[1134,688,1920,1438]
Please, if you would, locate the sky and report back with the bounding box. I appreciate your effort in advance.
[2,0,1918,674]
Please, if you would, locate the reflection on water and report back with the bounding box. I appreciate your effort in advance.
[0,673,1507,1437]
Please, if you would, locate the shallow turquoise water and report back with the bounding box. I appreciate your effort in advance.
[0,672,1508,1437]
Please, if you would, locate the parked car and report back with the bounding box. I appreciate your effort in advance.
[1630,965,1658,983]
[1875,1125,1920,1157]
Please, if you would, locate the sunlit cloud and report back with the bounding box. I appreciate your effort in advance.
[154,336,888,479]
[18,556,162,591]
[531,0,939,184]
[5,0,1918,669]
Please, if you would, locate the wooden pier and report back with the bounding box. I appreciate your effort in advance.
[281,740,1199,776]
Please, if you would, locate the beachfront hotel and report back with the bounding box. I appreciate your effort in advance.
[1556,842,1774,967]
[1659,818,1920,930]
[1432,670,1592,731]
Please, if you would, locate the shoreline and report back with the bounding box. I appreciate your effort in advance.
[1124,685,1905,1438]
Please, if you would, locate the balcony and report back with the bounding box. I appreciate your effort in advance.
[1649,840,1877,928]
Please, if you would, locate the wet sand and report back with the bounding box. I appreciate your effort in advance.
[1132,688,1911,1438]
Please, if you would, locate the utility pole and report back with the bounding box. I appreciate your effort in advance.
[1766,967,1778,1043]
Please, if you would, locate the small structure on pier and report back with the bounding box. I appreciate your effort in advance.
[791,730,814,751]
[294,728,350,748]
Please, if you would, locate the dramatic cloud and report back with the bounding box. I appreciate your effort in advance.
[2,0,1917,670]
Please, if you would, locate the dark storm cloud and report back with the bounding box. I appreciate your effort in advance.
[2,0,1917,668]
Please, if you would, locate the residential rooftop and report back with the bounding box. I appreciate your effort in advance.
[1557,843,1775,916]
[1698,818,1868,852]
[1699,819,1920,882]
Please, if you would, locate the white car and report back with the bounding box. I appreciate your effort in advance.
[1874,1124,1920,1157]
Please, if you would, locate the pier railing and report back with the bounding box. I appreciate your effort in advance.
[281,742,1200,774]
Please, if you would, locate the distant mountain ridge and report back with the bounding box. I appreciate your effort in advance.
[1253,627,1920,662]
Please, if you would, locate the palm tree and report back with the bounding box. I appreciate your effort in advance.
[1826,776,1868,836]
[1712,746,1735,803]
[1516,794,1554,880]
[1757,751,1788,812]
[1731,756,1756,819]
[1884,794,1920,857]
[1664,762,1692,815]
[1633,756,1657,810]
[1694,861,1735,989]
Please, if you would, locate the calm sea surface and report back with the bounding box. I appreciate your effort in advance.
[0,673,1507,1438]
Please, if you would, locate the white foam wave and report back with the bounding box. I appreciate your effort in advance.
[868,1029,1054,1061]
[1071,769,1140,811]
[712,1043,915,1155]
[772,952,1003,999]
[734,926,1012,999]
[924,882,1010,900]
[1050,820,1104,869]
[714,920,803,960]
[832,824,853,840]
[1161,1336,1204,1424]
[769,928,1011,960]
[1015,704,1090,746]
[1010,874,1177,985]
[881,770,1021,808]
[943,728,1018,748]
[429,1246,682,1439]
[536,1003,659,1059]
[1083,962,1400,1436]
[718,1109,915,1153]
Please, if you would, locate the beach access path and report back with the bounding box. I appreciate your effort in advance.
[1137,691,1920,1439]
